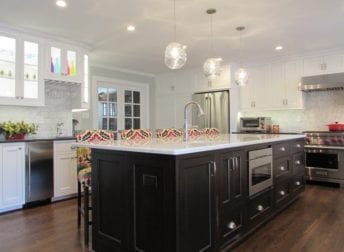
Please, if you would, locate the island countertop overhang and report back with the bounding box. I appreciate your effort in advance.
[72,133,305,155]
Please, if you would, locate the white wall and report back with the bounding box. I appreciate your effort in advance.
[154,64,241,132]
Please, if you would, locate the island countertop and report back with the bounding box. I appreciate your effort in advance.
[72,133,305,155]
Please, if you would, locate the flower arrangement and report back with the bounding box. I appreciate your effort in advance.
[0,121,38,139]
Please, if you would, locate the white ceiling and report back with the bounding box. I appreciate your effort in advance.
[1,0,344,75]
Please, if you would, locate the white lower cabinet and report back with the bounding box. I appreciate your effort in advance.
[0,143,25,212]
[53,140,77,199]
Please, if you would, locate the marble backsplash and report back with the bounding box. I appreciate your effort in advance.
[0,81,81,138]
[239,90,344,133]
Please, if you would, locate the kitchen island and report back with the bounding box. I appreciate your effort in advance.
[74,134,305,252]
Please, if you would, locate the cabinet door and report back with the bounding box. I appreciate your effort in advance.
[178,154,216,252]
[53,153,76,198]
[91,150,129,252]
[269,63,286,108]
[285,60,303,108]
[0,143,25,209]
[132,155,175,252]
[219,150,247,207]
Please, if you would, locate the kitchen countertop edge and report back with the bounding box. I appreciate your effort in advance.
[72,134,305,156]
[0,136,76,143]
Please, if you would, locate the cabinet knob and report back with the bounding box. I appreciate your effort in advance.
[257,205,264,211]
[295,160,301,165]
[280,146,286,151]
[280,190,285,196]
[280,166,285,171]
[18,147,22,150]
[296,144,301,148]
[227,221,237,230]
[295,181,301,186]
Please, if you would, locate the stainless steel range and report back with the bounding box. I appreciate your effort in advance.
[304,131,344,185]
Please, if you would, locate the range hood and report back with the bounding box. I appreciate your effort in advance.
[300,72,344,92]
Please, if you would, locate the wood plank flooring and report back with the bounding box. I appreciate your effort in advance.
[0,183,343,252]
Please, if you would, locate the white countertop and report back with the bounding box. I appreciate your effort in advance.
[72,133,305,155]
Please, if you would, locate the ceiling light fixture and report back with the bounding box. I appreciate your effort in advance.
[127,25,136,32]
[234,26,249,86]
[56,0,67,8]
[164,0,187,69]
[275,45,283,51]
[203,8,222,84]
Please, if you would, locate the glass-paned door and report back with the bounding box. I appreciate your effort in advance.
[97,87,117,131]
[24,41,39,99]
[66,50,76,76]
[0,36,16,98]
[124,90,141,129]
[95,80,148,137]
[50,47,61,74]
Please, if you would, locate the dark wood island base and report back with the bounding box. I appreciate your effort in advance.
[87,137,305,252]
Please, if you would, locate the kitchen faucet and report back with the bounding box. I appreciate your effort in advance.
[56,122,64,137]
[183,101,205,141]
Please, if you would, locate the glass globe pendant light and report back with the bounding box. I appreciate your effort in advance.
[164,0,187,69]
[234,26,249,86]
[203,9,222,83]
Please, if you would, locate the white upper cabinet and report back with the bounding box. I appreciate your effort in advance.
[44,43,84,83]
[0,31,44,106]
[240,60,303,111]
[303,54,344,76]
[240,65,269,110]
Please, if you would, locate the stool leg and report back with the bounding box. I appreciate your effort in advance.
[84,184,89,245]
[77,181,81,227]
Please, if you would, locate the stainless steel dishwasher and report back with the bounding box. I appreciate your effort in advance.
[25,141,54,204]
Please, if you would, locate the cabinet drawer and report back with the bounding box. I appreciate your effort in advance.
[273,143,290,158]
[248,189,273,226]
[292,152,305,175]
[291,175,305,193]
[274,180,290,207]
[290,140,304,154]
[274,157,291,180]
[54,141,76,154]
[220,203,246,246]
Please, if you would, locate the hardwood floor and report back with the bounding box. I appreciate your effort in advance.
[0,183,343,252]
[233,183,344,252]
[0,199,92,252]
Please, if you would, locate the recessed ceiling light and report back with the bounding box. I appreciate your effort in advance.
[127,25,136,32]
[275,45,283,51]
[56,0,67,8]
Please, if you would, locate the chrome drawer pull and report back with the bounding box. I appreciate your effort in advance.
[280,190,285,196]
[257,205,264,211]
[280,166,285,171]
[227,221,237,230]
[295,181,301,186]
[295,160,301,165]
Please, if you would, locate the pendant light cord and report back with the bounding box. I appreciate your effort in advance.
[173,0,177,41]
[210,13,213,54]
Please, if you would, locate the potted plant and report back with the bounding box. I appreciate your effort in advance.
[0,121,38,140]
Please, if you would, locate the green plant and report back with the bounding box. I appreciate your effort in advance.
[0,121,38,137]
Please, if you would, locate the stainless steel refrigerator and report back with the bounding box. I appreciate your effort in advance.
[192,90,230,133]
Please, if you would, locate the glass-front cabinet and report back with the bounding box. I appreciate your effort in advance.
[45,43,83,83]
[0,32,44,106]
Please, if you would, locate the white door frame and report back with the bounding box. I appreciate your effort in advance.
[92,75,150,131]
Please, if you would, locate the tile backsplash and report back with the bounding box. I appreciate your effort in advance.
[239,90,344,132]
[0,81,81,138]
